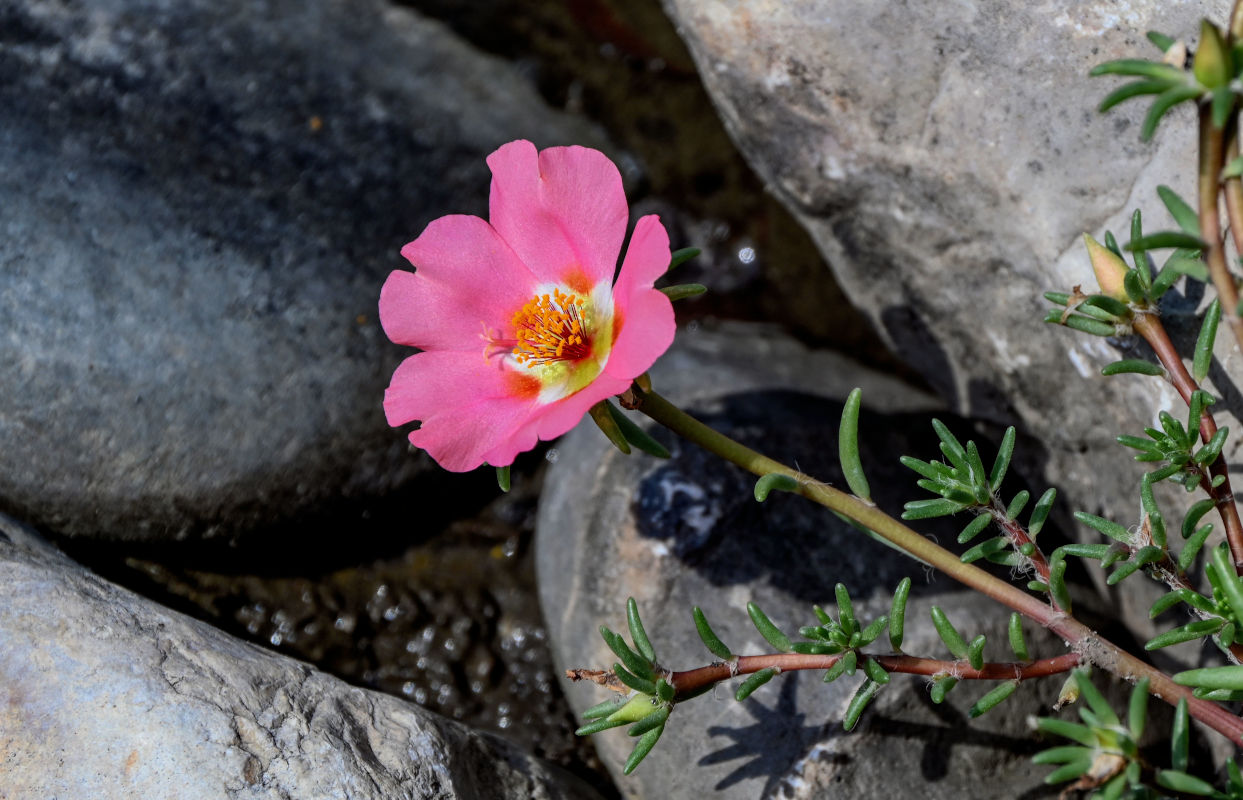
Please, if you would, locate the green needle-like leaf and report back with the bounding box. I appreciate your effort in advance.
[1141,85,1207,142]
[1028,488,1056,537]
[822,656,849,683]
[1098,79,1176,112]
[835,584,857,637]
[613,662,657,695]
[843,679,882,731]
[1174,665,1243,690]
[930,606,969,658]
[1194,297,1221,383]
[863,657,890,685]
[1073,671,1119,726]
[1157,185,1201,234]
[1145,618,1225,650]
[1036,717,1097,747]
[902,497,968,519]
[495,465,512,492]
[627,706,670,737]
[961,536,1009,564]
[969,681,1018,718]
[606,402,670,458]
[626,598,656,663]
[1211,544,1243,622]
[623,725,663,775]
[1146,31,1177,52]
[889,577,911,652]
[581,698,624,720]
[839,388,871,502]
[667,247,701,271]
[575,716,630,736]
[659,283,707,301]
[1042,759,1093,784]
[1101,359,1164,377]
[930,676,957,704]
[735,667,777,701]
[1049,553,1072,612]
[754,472,800,502]
[1180,524,1214,571]
[1128,678,1149,738]
[600,626,654,681]
[1212,85,1235,129]
[966,634,986,670]
[989,426,1016,492]
[589,401,632,455]
[1156,770,1217,796]
[1172,698,1189,771]
[1073,511,1132,544]
[692,606,733,659]
[958,513,993,544]
[857,615,888,647]
[1008,613,1029,661]
[747,602,793,652]
[1090,58,1187,80]
[1125,229,1209,252]
[1005,490,1030,521]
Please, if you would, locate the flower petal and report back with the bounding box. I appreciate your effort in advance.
[487,140,628,293]
[382,215,538,351]
[384,351,542,472]
[485,371,632,468]
[604,215,676,380]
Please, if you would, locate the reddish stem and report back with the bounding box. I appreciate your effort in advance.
[1134,314,1243,571]
[669,652,1082,697]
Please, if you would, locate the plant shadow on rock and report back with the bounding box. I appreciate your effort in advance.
[634,389,1055,603]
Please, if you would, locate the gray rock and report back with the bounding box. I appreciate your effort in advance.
[537,323,1066,798]
[658,0,1241,595]
[0,514,601,800]
[0,0,609,541]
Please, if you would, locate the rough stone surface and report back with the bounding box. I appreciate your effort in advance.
[0,514,601,800]
[538,323,1071,798]
[0,0,608,541]
[658,1,1241,585]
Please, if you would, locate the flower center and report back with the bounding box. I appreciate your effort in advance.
[511,288,592,366]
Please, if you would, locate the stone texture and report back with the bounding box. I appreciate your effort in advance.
[657,1,1240,581]
[0,513,601,800]
[0,0,609,541]
[537,323,1070,798]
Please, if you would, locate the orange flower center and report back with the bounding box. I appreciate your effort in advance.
[511,289,592,365]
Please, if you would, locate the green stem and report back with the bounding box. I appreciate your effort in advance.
[634,388,1243,746]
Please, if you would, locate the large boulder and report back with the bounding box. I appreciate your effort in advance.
[0,0,607,541]
[657,1,1237,567]
[0,514,601,799]
[537,323,1071,797]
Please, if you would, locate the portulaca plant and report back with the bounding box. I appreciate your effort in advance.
[381,13,1243,798]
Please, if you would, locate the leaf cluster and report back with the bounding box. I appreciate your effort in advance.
[577,598,676,774]
[1092,23,1241,140]
[1037,671,1243,799]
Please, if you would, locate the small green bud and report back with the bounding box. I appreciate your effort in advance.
[606,694,660,724]
[1194,19,1232,89]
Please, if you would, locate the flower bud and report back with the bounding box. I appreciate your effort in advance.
[1194,19,1232,89]
[1083,234,1130,302]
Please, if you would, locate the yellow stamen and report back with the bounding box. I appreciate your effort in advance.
[510,290,592,366]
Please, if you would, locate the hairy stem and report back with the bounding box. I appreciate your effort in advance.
[668,652,1082,697]
[1135,314,1243,572]
[1198,109,1243,349]
[635,387,1243,746]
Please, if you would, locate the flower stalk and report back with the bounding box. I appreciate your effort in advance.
[633,386,1243,746]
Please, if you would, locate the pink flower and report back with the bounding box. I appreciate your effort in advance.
[379,140,677,472]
